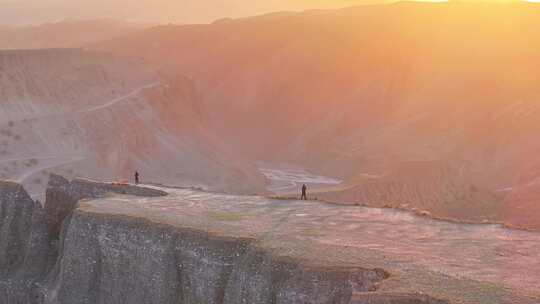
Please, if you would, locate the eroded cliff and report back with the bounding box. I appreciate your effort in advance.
[0,180,52,303]
[1,176,537,304]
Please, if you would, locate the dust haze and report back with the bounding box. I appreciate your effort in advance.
[1,0,371,25]
[1,1,540,304]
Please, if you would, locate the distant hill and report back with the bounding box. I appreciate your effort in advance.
[0,19,151,50]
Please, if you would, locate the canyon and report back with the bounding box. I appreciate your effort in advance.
[4,3,540,229]
[90,2,540,230]
[2,3,540,302]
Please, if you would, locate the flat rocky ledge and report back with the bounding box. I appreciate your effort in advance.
[49,174,168,198]
[77,184,540,304]
[2,177,540,304]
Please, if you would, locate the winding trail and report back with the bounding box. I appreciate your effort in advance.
[80,82,161,113]
[0,81,161,125]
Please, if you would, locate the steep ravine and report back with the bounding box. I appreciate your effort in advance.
[0,175,448,304]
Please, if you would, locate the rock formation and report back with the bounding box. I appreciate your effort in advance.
[0,181,52,303]
[2,175,540,303]
[50,214,390,304]
[0,176,168,303]
[44,174,166,240]
[0,176,459,304]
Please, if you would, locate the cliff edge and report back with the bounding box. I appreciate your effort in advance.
[0,175,538,303]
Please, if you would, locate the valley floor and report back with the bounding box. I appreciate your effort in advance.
[257,161,342,195]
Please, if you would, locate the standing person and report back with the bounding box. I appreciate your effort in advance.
[135,171,140,185]
[301,184,307,200]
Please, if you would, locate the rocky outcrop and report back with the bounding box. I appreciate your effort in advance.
[44,175,77,240]
[45,174,166,239]
[49,212,390,304]
[1,176,166,303]
[0,181,52,304]
[0,176,453,304]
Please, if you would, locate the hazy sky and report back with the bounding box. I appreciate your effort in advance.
[0,0,373,25]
